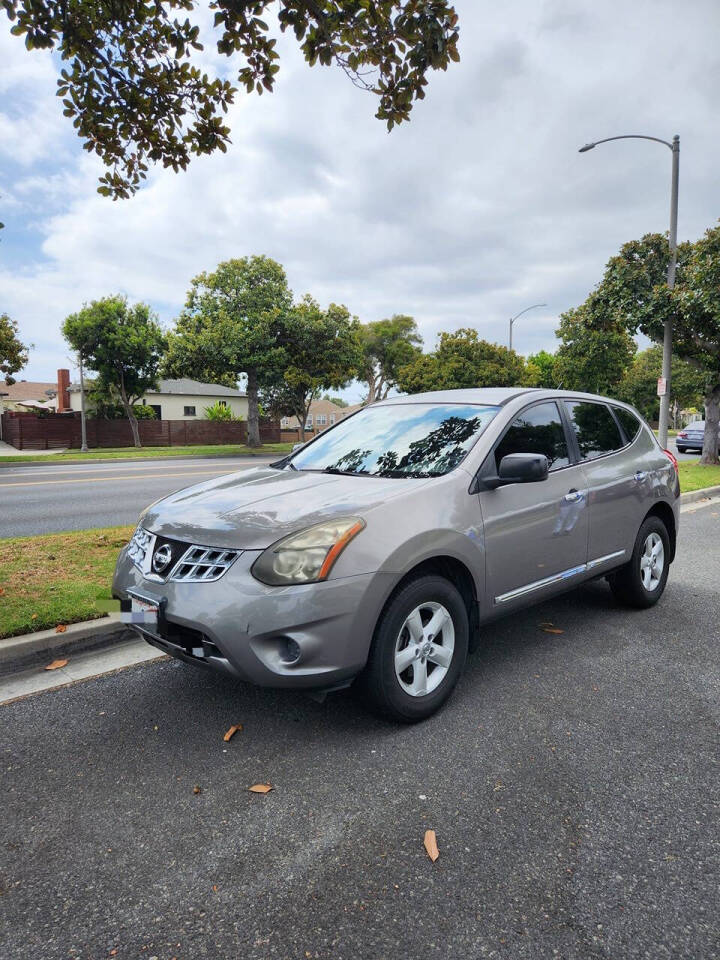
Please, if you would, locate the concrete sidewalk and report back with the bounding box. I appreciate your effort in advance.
[0,439,67,456]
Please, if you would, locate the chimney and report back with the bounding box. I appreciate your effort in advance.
[57,369,71,413]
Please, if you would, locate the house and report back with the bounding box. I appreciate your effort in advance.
[0,380,58,412]
[280,398,364,434]
[67,377,248,421]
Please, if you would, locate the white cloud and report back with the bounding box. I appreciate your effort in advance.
[1,0,719,398]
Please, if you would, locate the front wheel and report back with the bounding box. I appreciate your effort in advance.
[609,516,670,609]
[360,575,469,722]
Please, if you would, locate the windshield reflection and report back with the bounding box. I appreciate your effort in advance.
[290,404,499,478]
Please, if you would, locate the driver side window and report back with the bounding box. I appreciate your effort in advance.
[494,402,570,472]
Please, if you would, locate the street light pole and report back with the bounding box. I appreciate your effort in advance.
[508,303,547,352]
[578,133,679,449]
[79,353,88,453]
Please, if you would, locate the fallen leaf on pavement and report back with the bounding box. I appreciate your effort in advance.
[45,659,68,671]
[424,829,439,862]
[541,626,564,634]
[193,785,202,795]
[249,783,273,794]
[55,624,67,633]
[223,724,243,742]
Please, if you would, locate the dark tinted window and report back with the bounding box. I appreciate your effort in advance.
[566,401,623,460]
[613,406,642,443]
[495,402,570,471]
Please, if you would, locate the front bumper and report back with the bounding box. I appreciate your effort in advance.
[113,545,390,690]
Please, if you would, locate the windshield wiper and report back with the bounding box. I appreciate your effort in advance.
[269,456,297,470]
[322,467,371,477]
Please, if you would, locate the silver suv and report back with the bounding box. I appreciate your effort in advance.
[113,388,680,721]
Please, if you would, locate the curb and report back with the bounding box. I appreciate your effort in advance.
[0,451,283,469]
[679,484,720,505]
[0,613,134,676]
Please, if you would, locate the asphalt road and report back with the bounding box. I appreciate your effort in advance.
[1,501,718,960]
[0,456,276,537]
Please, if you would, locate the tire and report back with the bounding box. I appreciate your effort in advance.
[676,446,687,453]
[609,516,670,609]
[360,574,469,722]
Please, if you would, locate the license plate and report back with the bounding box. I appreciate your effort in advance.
[122,594,159,628]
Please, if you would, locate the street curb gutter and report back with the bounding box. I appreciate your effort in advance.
[679,484,720,505]
[0,614,134,677]
[0,485,717,675]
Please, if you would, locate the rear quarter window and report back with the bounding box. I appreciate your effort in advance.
[613,406,642,443]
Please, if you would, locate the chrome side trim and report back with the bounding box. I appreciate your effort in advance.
[494,563,587,605]
[586,549,626,570]
[494,549,626,604]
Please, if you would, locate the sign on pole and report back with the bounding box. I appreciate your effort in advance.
[657,377,667,397]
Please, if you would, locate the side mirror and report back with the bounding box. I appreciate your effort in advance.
[497,453,549,485]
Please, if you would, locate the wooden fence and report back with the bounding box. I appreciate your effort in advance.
[0,412,280,450]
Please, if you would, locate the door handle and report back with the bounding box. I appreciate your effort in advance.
[564,489,585,503]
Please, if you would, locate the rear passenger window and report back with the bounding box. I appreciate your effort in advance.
[566,401,623,460]
[495,402,570,471]
[613,406,642,443]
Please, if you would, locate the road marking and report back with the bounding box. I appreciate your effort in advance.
[0,468,238,488]
[0,458,272,478]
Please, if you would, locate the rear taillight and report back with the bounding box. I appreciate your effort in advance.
[678,431,688,438]
[663,449,679,473]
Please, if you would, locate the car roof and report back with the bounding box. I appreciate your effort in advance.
[375,387,634,408]
[376,388,542,407]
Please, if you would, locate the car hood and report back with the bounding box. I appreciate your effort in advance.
[141,466,431,549]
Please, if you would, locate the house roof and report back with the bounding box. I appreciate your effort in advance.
[0,380,57,401]
[68,378,246,397]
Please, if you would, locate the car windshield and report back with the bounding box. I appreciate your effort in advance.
[288,403,499,478]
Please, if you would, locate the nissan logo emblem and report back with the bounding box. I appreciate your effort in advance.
[152,544,173,575]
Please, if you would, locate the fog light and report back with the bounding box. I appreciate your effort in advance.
[279,638,301,664]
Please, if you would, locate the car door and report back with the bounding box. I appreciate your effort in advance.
[476,400,589,612]
[563,400,649,566]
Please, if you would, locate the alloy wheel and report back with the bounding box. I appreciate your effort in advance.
[394,601,455,697]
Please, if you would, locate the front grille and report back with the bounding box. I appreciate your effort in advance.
[127,525,153,569]
[128,526,240,583]
[171,545,239,582]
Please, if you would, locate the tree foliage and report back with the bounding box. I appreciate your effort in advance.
[525,349,557,389]
[62,296,166,447]
[262,296,361,439]
[0,313,30,385]
[2,1,460,198]
[395,328,531,394]
[163,255,292,446]
[616,346,707,424]
[358,314,422,402]
[576,224,720,463]
[553,306,636,396]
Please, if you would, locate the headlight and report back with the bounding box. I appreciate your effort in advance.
[251,518,365,586]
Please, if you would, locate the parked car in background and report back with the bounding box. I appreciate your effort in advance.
[114,388,680,722]
[676,421,715,454]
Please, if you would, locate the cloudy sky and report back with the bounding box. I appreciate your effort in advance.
[1,0,719,399]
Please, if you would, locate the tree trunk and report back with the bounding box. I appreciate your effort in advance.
[118,376,141,448]
[246,368,260,447]
[297,421,305,444]
[700,384,720,465]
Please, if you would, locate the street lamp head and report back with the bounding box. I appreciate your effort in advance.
[578,143,596,153]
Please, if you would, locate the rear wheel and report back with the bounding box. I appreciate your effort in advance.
[676,446,687,453]
[609,516,670,609]
[361,575,469,722]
